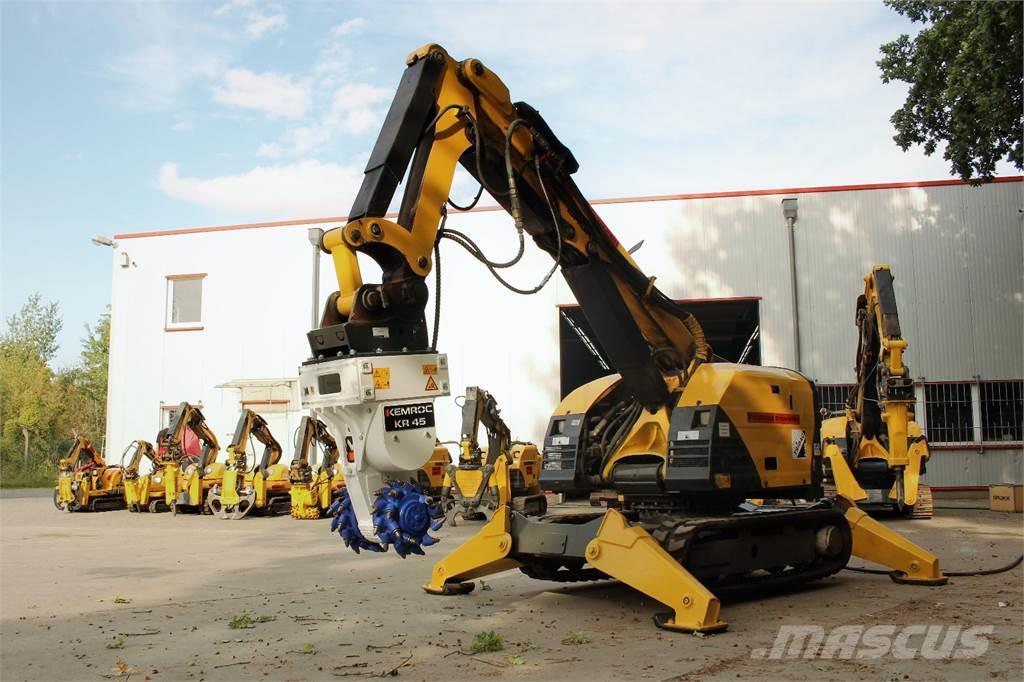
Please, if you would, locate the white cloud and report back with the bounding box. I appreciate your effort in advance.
[336,108,379,135]
[330,17,366,36]
[213,0,254,17]
[257,142,282,158]
[331,83,390,110]
[257,80,391,156]
[212,68,310,118]
[284,125,332,156]
[245,12,287,39]
[157,160,364,216]
[108,43,226,111]
[328,82,391,134]
[105,2,233,111]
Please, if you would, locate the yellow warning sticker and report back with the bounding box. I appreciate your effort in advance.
[421,363,438,375]
[373,367,391,389]
[424,375,439,391]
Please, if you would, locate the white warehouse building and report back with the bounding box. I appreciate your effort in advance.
[104,177,1023,489]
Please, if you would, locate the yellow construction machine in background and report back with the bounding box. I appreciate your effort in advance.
[418,445,452,497]
[54,437,126,512]
[155,402,224,514]
[821,265,933,519]
[121,440,169,513]
[441,386,546,524]
[289,415,345,519]
[208,409,292,519]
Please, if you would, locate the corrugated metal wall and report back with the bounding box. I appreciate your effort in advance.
[792,182,1023,384]
[594,180,1024,487]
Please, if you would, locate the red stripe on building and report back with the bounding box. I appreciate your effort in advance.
[113,176,1023,240]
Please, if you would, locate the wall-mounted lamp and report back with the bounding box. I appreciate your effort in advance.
[91,234,118,248]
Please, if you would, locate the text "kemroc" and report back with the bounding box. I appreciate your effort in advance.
[384,404,432,417]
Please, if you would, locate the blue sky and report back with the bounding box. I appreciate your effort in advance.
[1,1,1014,367]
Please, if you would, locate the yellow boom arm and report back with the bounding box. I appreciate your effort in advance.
[311,43,709,412]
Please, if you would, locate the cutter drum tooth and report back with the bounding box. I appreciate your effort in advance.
[329,480,446,557]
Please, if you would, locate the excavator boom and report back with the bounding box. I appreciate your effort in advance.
[311,44,708,412]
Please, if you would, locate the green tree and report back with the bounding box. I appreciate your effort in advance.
[1,293,62,363]
[73,309,111,443]
[0,294,65,478]
[1,298,113,485]
[878,1,1023,182]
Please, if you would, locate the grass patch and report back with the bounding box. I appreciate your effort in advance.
[300,643,316,654]
[469,631,504,653]
[105,635,126,650]
[0,474,54,488]
[112,596,132,604]
[507,655,525,666]
[227,610,276,629]
[561,631,589,646]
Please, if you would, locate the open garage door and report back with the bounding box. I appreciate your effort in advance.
[558,297,761,398]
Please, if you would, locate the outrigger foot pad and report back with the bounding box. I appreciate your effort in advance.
[653,612,729,634]
[890,571,948,586]
[423,580,476,596]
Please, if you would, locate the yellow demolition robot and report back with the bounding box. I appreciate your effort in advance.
[122,439,169,513]
[289,415,346,519]
[155,402,224,514]
[54,436,126,512]
[820,265,933,518]
[300,44,947,633]
[208,409,292,519]
[441,386,545,524]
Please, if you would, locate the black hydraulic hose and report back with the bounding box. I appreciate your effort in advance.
[447,183,483,211]
[431,208,446,352]
[440,116,564,295]
[844,553,1023,577]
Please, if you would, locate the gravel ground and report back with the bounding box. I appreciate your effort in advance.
[1,489,1021,681]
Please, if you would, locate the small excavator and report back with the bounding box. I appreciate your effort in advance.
[121,440,170,513]
[208,409,292,519]
[820,265,933,518]
[54,436,125,512]
[441,386,545,524]
[301,44,947,632]
[157,402,224,514]
[289,415,346,519]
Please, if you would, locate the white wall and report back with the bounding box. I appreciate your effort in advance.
[106,180,1023,482]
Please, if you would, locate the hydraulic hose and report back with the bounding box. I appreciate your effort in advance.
[845,553,1023,577]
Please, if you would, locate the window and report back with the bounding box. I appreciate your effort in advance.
[160,403,203,429]
[817,384,853,416]
[923,382,974,444]
[165,274,205,330]
[980,381,1023,443]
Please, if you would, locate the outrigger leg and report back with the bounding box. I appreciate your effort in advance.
[422,506,728,633]
[838,497,946,585]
